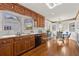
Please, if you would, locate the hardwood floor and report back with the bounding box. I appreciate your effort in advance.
[21,39,79,56]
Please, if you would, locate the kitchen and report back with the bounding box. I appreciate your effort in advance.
[0,3,79,56]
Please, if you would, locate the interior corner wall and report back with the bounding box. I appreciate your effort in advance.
[45,18,79,41]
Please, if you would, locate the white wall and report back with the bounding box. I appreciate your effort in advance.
[45,19,58,37]
[61,20,76,41]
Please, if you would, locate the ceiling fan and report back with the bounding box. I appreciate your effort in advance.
[46,3,62,9]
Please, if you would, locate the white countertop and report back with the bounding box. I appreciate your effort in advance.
[0,35,17,39]
[0,32,47,39]
[0,33,42,39]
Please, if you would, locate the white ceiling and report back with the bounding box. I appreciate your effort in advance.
[20,3,79,21]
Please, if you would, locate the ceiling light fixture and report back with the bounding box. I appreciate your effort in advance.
[46,3,62,9]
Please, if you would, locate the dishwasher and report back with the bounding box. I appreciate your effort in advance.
[35,34,42,48]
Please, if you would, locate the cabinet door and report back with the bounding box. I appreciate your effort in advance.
[41,16,45,27]
[25,39,30,50]
[13,37,26,56]
[0,44,12,56]
[36,15,40,27]
[24,9,29,16]
[0,39,13,56]
[2,3,14,10]
[13,41,21,55]
[29,35,35,49]
[32,12,37,20]
[36,15,45,27]
[13,38,22,55]
[13,4,25,15]
[24,9,32,17]
[0,4,6,10]
[20,38,26,52]
[22,36,30,51]
[29,39,35,49]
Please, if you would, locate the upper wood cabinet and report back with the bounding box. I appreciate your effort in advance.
[36,15,45,27]
[0,3,45,27]
[3,3,14,10]
[41,16,45,27]
[13,4,25,15]
[32,12,37,21]
[24,9,30,16]
[24,8,28,15]
[13,35,35,56]
[0,4,7,10]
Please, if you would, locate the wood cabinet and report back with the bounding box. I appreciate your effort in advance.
[22,36,30,51]
[13,35,35,56]
[41,16,45,27]
[24,9,29,16]
[0,3,45,27]
[32,12,37,21]
[0,35,35,56]
[41,33,48,43]
[13,4,25,15]
[22,35,35,50]
[13,37,26,56]
[37,15,45,27]
[0,38,13,56]
[0,4,6,10]
[2,3,14,10]
[29,35,35,49]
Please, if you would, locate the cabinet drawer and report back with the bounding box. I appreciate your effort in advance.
[0,39,13,44]
[13,37,21,41]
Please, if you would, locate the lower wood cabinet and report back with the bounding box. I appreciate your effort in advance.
[22,36,30,51]
[29,35,35,49]
[0,38,13,56]
[13,37,24,56]
[13,35,35,56]
[41,33,48,43]
[0,35,35,56]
